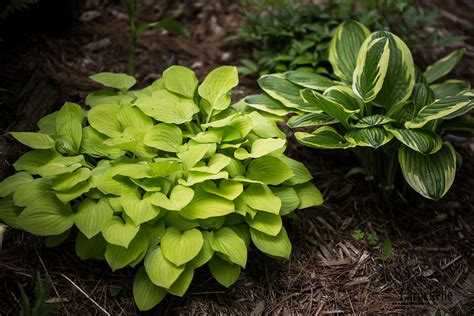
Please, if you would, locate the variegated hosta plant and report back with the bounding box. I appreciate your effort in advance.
[0,66,323,311]
[246,20,473,200]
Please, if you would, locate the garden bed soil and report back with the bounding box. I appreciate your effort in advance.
[0,0,473,314]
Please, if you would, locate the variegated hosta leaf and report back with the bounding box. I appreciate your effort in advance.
[324,85,364,114]
[329,20,370,82]
[409,82,435,114]
[257,74,322,113]
[244,94,290,116]
[284,70,337,91]
[398,143,457,200]
[424,49,465,84]
[371,32,415,109]
[353,115,393,128]
[287,113,338,128]
[352,34,390,102]
[438,116,474,136]
[384,126,442,154]
[405,93,474,128]
[344,126,393,148]
[302,89,359,129]
[431,80,470,99]
[294,126,353,149]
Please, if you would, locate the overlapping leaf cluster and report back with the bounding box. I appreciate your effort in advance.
[0,66,323,310]
[247,21,473,200]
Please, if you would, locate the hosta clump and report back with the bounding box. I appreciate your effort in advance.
[247,20,473,200]
[0,66,323,310]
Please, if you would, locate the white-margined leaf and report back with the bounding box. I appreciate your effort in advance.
[295,126,353,149]
[384,126,442,154]
[424,49,464,84]
[344,126,393,148]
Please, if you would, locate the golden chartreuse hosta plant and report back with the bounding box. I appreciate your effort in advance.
[0,66,323,310]
[246,20,473,200]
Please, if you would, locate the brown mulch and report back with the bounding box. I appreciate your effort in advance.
[0,0,473,315]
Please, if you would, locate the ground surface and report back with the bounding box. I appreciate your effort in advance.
[0,0,473,315]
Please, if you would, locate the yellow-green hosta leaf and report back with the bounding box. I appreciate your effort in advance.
[278,155,313,185]
[121,195,161,225]
[225,158,245,177]
[164,212,199,232]
[384,126,442,154]
[18,196,74,236]
[117,104,153,129]
[89,72,136,91]
[234,138,286,160]
[271,186,300,216]
[0,172,33,198]
[246,156,294,185]
[101,216,139,248]
[51,167,91,191]
[210,227,247,268]
[86,90,134,108]
[353,115,393,128]
[329,20,370,82]
[240,184,281,214]
[134,89,199,124]
[198,66,238,111]
[103,126,157,158]
[105,231,149,271]
[405,93,474,128]
[133,267,167,312]
[369,32,415,110]
[149,160,182,178]
[13,150,58,173]
[353,34,389,103]
[245,111,285,139]
[34,156,84,177]
[431,80,470,99]
[37,111,58,134]
[345,126,393,148]
[424,49,464,84]
[189,231,214,268]
[302,89,359,129]
[245,212,282,236]
[143,123,183,152]
[13,178,53,207]
[284,70,337,91]
[161,227,204,266]
[0,196,22,228]
[75,232,106,260]
[244,94,290,116]
[294,182,324,209]
[108,162,151,179]
[191,154,231,174]
[287,113,338,128]
[80,127,125,159]
[87,104,123,138]
[56,102,84,154]
[295,127,353,149]
[163,65,198,98]
[180,189,235,220]
[144,246,184,289]
[200,180,243,200]
[228,116,253,140]
[179,170,229,186]
[191,130,223,144]
[148,185,194,211]
[55,181,93,204]
[398,143,457,200]
[257,74,321,113]
[250,226,291,260]
[178,143,216,173]
[75,198,113,239]
[167,266,194,297]
[10,132,55,150]
[208,255,241,288]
